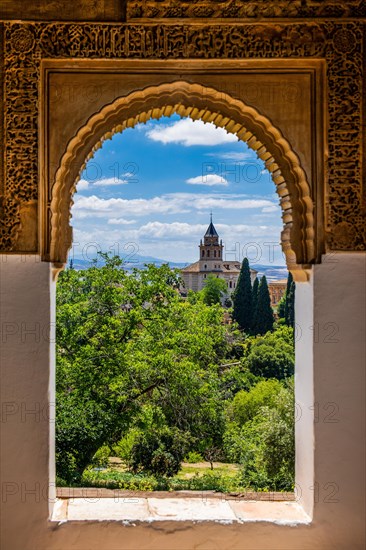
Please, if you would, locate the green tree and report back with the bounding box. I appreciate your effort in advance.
[230,379,283,425]
[251,277,259,331]
[252,275,274,335]
[243,327,294,380]
[126,405,192,477]
[284,272,294,326]
[286,280,295,328]
[201,274,227,305]
[224,378,295,490]
[240,381,295,490]
[277,292,286,319]
[232,257,253,333]
[56,253,236,482]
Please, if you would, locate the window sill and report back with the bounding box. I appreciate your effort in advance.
[52,490,310,525]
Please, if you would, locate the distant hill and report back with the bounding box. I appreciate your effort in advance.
[68,255,189,272]
[68,255,288,281]
[253,264,288,282]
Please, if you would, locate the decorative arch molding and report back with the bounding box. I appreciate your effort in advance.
[49,81,315,281]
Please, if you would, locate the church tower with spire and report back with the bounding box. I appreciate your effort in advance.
[199,214,223,272]
[180,214,257,294]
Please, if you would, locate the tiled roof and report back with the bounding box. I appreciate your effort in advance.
[181,260,258,274]
[181,261,201,273]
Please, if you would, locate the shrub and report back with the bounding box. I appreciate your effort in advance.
[238,384,295,491]
[230,379,283,425]
[92,445,111,467]
[243,327,294,380]
[81,468,160,491]
[169,471,241,492]
[130,426,192,477]
[184,451,204,463]
[113,429,141,463]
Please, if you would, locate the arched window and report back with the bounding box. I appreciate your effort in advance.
[214,250,217,257]
[207,250,210,257]
[202,250,205,257]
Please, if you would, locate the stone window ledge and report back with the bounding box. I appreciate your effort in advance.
[52,492,310,525]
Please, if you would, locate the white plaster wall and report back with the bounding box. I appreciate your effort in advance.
[294,276,314,518]
[312,254,366,537]
[0,256,54,547]
[0,254,365,550]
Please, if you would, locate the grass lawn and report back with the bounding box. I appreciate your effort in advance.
[175,461,240,480]
[80,458,243,492]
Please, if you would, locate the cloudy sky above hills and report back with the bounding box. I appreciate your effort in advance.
[71,114,285,266]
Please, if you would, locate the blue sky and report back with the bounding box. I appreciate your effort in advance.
[71,114,285,266]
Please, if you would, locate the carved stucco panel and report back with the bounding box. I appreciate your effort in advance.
[127,0,366,20]
[0,21,364,255]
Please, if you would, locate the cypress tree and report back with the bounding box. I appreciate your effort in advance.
[277,293,286,319]
[251,277,259,332]
[284,272,295,327]
[232,257,253,332]
[286,280,296,328]
[284,272,293,323]
[252,275,274,335]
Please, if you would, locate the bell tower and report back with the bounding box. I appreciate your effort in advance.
[199,214,223,272]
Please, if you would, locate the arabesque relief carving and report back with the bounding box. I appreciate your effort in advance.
[127,0,366,20]
[0,20,364,255]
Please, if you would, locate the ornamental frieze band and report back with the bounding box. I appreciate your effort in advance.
[126,0,366,20]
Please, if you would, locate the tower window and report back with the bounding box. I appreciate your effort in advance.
[202,250,205,257]
[214,250,217,257]
[207,250,210,257]
[229,281,232,288]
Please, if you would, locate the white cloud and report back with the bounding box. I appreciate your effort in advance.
[206,151,255,161]
[186,174,228,187]
[77,179,89,191]
[191,196,275,211]
[108,218,136,225]
[72,194,189,219]
[261,205,279,213]
[72,193,278,220]
[72,222,282,249]
[136,222,280,240]
[137,222,200,239]
[93,177,129,186]
[146,118,238,146]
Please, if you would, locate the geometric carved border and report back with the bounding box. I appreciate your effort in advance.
[1,21,364,253]
[127,1,366,20]
[49,81,314,279]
